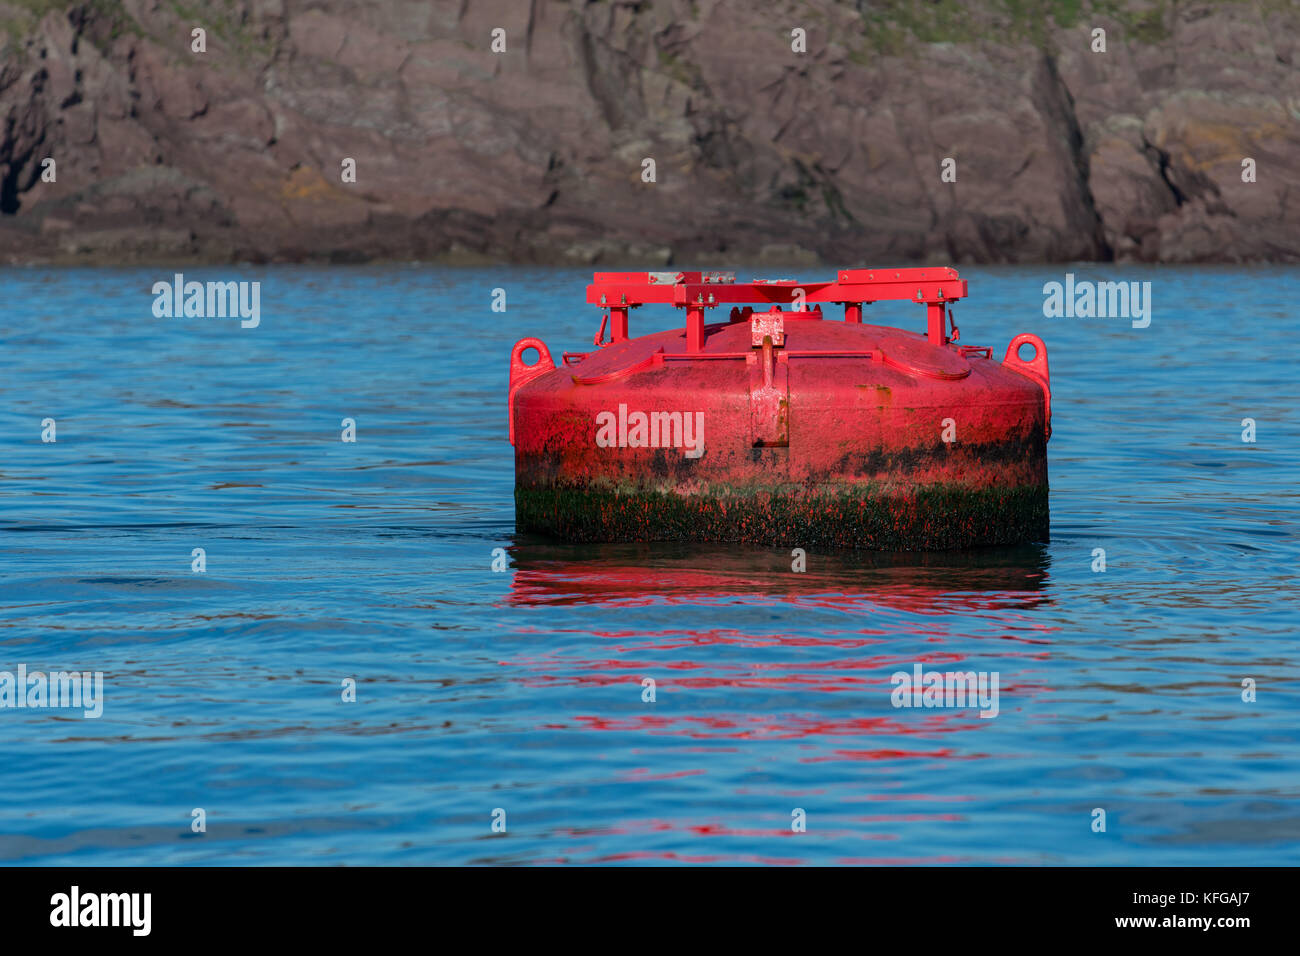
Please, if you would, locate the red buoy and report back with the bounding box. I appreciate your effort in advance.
[509,268,1050,550]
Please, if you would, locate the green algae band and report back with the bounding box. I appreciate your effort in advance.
[516,482,1049,551]
[509,269,1052,552]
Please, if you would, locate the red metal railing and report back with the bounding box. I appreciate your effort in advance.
[585,267,968,351]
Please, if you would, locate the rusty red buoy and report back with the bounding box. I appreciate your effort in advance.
[508,268,1050,550]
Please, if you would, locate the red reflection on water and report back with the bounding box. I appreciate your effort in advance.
[502,541,1054,617]
[834,856,967,865]
[618,767,707,783]
[569,713,1002,740]
[805,750,989,765]
[493,540,1057,788]
[838,792,977,802]
[539,815,989,865]
[551,818,901,842]
[579,851,806,865]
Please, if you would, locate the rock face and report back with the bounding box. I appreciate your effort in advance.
[0,0,1297,265]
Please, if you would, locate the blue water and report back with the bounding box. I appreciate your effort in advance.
[1,264,1297,865]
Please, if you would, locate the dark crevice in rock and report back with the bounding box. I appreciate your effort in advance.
[1034,50,1112,261]
[572,17,640,132]
[525,0,540,59]
[1141,132,1229,218]
[0,169,24,215]
[1156,146,1188,207]
[1143,136,1188,208]
[0,98,45,216]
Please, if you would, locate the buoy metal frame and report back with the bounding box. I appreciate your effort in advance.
[509,267,1051,446]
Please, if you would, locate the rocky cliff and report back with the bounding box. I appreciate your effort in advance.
[1,0,1297,265]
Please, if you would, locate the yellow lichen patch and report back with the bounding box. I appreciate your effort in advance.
[281,165,346,202]
[1178,117,1291,172]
